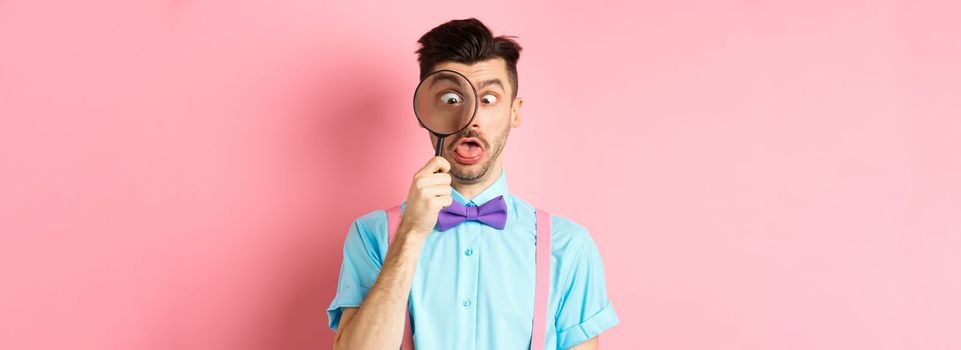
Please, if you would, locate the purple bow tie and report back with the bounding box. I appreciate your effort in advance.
[437,195,508,232]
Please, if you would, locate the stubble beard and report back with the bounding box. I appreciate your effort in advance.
[449,123,510,185]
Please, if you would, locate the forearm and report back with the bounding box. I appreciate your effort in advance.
[335,225,425,349]
[569,336,598,349]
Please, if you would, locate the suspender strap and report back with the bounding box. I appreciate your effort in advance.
[386,205,551,350]
[532,208,551,350]
[386,206,415,350]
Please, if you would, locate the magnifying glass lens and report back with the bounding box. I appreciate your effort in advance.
[414,71,477,135]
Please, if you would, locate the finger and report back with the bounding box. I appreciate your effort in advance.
[415,157,449,177]
[431,195,453,208]
[415,156,450,176]
[414,173,452,191]
[422,185,452,198]
[434,157,451,173]
[417,172,452,188]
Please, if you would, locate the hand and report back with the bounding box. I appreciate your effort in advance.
[401,156,453,238]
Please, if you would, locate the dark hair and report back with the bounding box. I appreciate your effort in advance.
[416,18,523,99]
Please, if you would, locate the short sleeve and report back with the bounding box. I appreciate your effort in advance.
[326,213,386,331]
[554,231,619,349]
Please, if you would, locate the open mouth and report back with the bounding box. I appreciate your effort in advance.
[452,137,485,165]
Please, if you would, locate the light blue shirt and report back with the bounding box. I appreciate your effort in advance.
[327,169,618,349]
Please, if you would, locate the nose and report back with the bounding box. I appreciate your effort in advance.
[467,108,484,128]
[461,119,482,136]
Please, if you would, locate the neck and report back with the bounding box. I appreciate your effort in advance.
[452,161,502,200]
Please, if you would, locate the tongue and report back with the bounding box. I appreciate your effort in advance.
[456,142,482,159]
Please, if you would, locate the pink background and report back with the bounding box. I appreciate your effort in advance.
[2,0,959,349]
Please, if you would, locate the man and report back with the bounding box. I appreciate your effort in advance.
[328,18,618,349]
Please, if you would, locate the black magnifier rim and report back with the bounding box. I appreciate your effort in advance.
[412,69,478,137]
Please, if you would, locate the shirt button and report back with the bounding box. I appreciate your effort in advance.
[464,248,473,256]
[462,299,472,307]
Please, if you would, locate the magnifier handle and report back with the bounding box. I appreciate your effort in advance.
[434,136,445,157]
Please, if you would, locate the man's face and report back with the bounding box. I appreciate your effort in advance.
[428,58,522,184]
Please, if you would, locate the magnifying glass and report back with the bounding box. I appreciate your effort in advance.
[413,69,478,157]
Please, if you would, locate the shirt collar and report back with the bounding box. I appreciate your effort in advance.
[451,168,510,206]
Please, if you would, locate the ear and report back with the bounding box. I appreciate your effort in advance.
[510,97,523,128]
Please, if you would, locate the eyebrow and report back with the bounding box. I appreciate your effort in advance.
[477,79,504,91]
[427,73,505,92]
[427,72,463,89]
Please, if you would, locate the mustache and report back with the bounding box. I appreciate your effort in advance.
[449,129,488,149]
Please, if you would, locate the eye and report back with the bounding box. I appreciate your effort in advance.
[440,92,463,105]
[480,94,497,105]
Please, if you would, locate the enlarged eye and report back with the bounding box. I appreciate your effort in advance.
[480,94,498,105]
[440,92,463,105]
